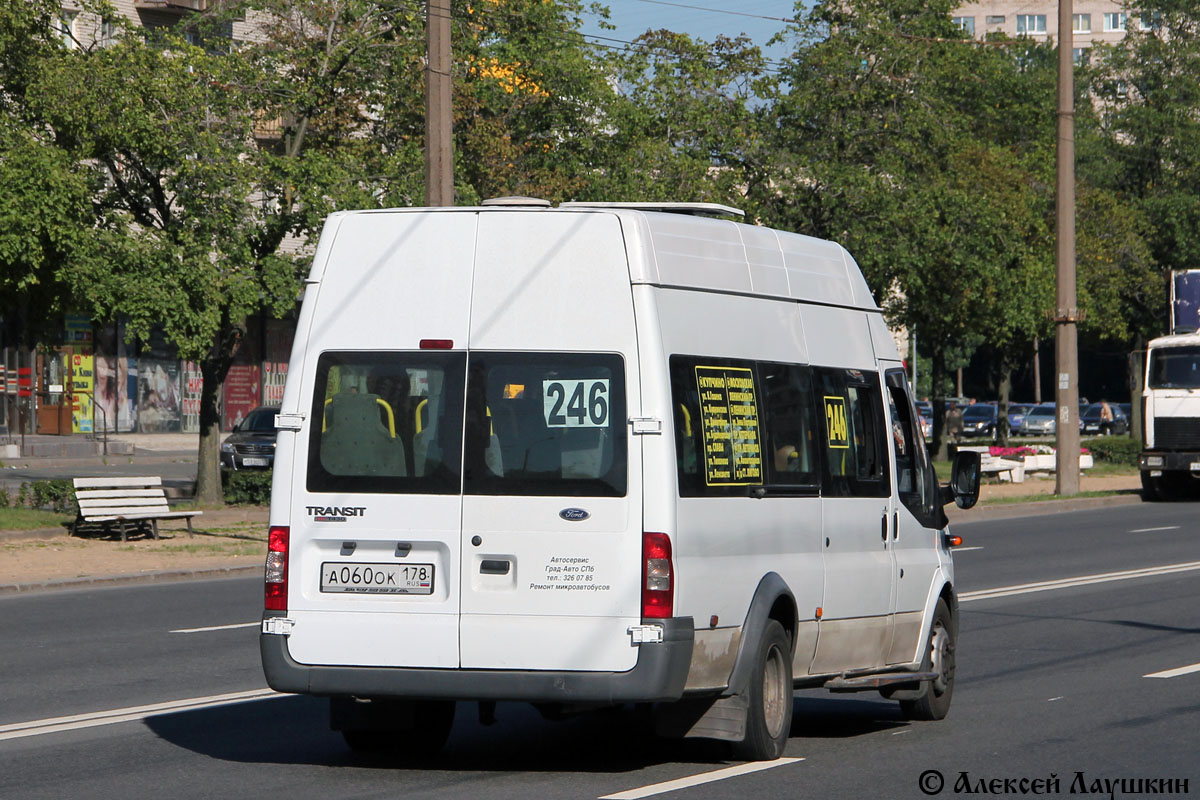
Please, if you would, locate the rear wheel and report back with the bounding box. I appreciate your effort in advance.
[336,698,456,758]
[900,598,956,721]
[732,620,793,761]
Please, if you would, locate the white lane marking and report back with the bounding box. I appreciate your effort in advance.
[170,622,259,634]
[953,546,985,552]
[599,758,804,799]
[1145,662,1200,679]
[960,561,1200,603]
[0,689,278,742]
[1130,526,1182,533]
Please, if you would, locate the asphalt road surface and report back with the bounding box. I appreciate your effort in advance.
[2,502,1198,800]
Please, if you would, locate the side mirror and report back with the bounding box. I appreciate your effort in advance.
[942,449,981,510]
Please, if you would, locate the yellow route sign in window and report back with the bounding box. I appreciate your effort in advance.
[824,395,849,449]
[695,366,763,486]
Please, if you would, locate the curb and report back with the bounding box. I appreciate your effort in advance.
[0,563,263,596]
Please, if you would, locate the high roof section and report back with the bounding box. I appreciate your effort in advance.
[570,205,879,313]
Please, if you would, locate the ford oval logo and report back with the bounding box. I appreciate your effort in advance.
[559,508,590,522]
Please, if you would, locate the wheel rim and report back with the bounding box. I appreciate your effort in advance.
[929,621,954,695]
[762,644,788,738]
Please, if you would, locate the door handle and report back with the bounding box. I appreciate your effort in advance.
[893,511,899,540]
[881,511,888,542]
[480,559,511,575]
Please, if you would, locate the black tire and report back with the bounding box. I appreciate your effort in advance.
[341,700,456,758]
[732,619,793,761]
[900,598,956,721]
[1141,471,1161,502]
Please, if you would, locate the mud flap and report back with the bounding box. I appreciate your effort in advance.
[654,694,748,742]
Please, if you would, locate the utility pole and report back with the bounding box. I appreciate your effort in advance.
[1054,0,1080,495]
[425,0,452,206]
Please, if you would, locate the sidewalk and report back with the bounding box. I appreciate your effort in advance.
[1,431,204,460]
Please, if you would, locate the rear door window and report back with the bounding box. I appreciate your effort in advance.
[306,351,466,494]
[463,352,627,497]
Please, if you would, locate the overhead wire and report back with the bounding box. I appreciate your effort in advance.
[416,0,794,75]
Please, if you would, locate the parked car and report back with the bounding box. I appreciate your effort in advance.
[1007,403,1034,433]
[220,406,280,470]
[960,403,999,438]
[1020,403,1057,435]
[1080,402,1129,436]
[915,400,933,439]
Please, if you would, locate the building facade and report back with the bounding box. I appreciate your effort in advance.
[951,1,1142,62]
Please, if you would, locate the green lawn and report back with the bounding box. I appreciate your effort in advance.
[0,508,74,531]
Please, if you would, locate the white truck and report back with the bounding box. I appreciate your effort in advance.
[259,199,981,760]
[1140,330,1200,500]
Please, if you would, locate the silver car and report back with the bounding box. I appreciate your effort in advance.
[1019,403,1057,435]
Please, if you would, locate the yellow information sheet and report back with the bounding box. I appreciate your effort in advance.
[695,366,763,486]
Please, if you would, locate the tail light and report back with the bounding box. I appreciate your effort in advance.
[264,526,289,611]
[642,532,674,619]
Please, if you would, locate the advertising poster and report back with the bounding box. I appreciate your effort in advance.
[223,364,261,430]
[181,361,203,433]
[262,319,294,408]
[136,327,181,432]
[70,353,94,434]
[223,317,262,430]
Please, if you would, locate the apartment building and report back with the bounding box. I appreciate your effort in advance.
[55,0,262,50]
[951,2,1145,63]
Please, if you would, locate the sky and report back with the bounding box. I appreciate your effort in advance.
[577,0,801,64]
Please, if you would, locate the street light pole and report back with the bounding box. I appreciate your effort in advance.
[425,0,453,206]
[1055,0,1080,495]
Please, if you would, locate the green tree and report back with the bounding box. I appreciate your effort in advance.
[759,0,1058,455]
[579,29,771,205]
[1087,0,1195,335]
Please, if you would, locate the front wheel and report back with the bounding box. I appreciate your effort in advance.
[1141,471,1161,501]
[732,619,793,761]
[900,598,956,721]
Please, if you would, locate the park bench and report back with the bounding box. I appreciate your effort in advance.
[71,476,202,541]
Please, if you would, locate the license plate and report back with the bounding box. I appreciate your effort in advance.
[320,562,434,595]
[242,457,270,467]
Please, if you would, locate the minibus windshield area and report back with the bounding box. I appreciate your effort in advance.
[306,350,626,496]
[1149,346,1200,389]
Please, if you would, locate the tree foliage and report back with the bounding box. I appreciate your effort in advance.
[0,0,1185,481]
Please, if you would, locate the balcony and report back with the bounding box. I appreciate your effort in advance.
[133,0,207,13]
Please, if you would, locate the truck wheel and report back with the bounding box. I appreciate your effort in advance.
[1140,471,1161,502]
[340,699,456,758]
[732,619,793,761]
[900,598,956,721]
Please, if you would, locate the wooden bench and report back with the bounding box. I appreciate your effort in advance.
[72,477,203,541]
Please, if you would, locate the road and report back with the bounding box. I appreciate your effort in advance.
[2,502,1198,799]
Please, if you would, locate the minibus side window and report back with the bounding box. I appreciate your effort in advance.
[814,368,890,499]
[670,356,818,497]
[761,363,820,489]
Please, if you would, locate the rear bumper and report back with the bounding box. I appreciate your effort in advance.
[260,614,695,704]
[1140,451,1200,473]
